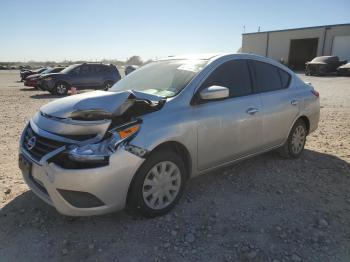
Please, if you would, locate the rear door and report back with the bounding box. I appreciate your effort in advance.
[83,65,101,88]
[90,65,106,87]
[249,60,299,148]
[194,59,263,171]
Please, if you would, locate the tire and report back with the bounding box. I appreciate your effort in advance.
[103,81,114,91]
[54,82,69,95]
[278,119,307,158]
[127,149,188,218]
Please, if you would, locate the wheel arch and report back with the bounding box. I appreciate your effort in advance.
[125,140,192,207]
[284,115,311,144]
[297,115,310,134]
[148,141,192,177]
[55,80,71,88]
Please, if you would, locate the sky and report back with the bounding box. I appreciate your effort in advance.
[0,0,349,62]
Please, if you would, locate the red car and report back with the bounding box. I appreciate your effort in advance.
[24,67,65,88]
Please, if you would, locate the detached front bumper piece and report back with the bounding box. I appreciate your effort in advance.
[19,139,144,217]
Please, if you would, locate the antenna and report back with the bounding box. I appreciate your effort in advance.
[258,26,261,32]
[243,25,246,33]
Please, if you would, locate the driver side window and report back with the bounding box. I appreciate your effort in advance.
[201,59,253,98]
[71,66,81,76]
[80,65,90,76]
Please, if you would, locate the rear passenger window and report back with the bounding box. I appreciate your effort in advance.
[201,60,252,98]
[251,60,289,92]
[278,69,291,88]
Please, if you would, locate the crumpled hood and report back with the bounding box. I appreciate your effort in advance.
[40,90,164,119]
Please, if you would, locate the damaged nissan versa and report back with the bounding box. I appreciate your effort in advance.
[19,53,320,217]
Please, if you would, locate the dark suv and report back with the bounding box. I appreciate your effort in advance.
[38,63,121,95]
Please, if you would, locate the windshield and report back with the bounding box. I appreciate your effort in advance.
[35,68,47,73]
[40,67,53,74]
[109,59,208,97]
[61,64,80,73]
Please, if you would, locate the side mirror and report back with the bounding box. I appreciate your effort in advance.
[199,85,229,100]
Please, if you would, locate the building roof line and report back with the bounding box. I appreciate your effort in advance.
[242,23,350,35]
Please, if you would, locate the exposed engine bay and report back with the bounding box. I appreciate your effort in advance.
[35,90,165,139]
[22,90,166,169]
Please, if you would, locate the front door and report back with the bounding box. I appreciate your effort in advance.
[194,59,263,171]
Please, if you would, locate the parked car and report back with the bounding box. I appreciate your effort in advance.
[24,67,65,88]
[125,65,139,75]
[20,67,48,81]
[19,53,320,217]
[337,62,350,76]
[305,56,346,76]
[38,63,121,95]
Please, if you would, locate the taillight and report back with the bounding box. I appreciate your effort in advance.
[311,89,319,97]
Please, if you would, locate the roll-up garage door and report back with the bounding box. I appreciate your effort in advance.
[332,36,350,61]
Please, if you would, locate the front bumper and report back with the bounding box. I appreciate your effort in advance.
[24,80,38,87]
[19,143,144,216]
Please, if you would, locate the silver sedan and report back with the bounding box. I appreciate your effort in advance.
[19,53,320,217]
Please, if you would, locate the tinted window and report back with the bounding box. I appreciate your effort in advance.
[80,65,90,75]
[100,65,108,72]
[52,68,63,73]
[70,66,81,75]
[201,60,252,98]
[251,60,283,92]
[278,69,290,88]
[89,65,103,74]
[101,65,113,73]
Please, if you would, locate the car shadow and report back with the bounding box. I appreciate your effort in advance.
[1,149,349,260]
[30,94,64,99]
[19,87,37,91]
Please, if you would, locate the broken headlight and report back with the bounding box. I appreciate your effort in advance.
[67,122,141,163]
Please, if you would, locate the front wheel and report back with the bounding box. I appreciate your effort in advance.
[103,81,114,91]
[54,82,69,95]
[127,150,187,218]
[278,119,307,158]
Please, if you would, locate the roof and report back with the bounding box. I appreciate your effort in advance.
[242,23,350,35]
[159,53,223,60]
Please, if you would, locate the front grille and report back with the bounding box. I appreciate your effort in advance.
[23,125,66,161]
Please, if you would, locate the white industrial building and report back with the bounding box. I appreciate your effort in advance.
[242,23,350,69]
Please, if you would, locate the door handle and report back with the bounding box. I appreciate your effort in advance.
[291,99,299,105]
[246,107,259,115]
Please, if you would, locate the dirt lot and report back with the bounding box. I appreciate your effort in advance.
[0,70,349,262]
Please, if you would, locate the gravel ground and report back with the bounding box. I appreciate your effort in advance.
[0,70,349,262]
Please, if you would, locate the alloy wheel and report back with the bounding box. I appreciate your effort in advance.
[56,84,67,95]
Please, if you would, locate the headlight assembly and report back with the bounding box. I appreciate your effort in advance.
[67,121,141,163]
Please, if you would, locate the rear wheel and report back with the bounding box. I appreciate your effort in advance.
[127,150,187,218]
[103,81,114,91]
[54,82,69,95]
[278,119,307,158]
